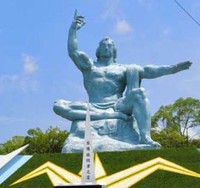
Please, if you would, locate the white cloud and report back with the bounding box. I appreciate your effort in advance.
[22,54,38,75]
[0,74,38,93]
[0,53,39,93]
[100,1,133,36]
[19,76,38,92]
[114,20,133,34]
[101,0,122,20]
[0,75,19,83]
[0,75,19,92]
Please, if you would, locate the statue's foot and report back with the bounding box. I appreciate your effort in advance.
[140,135,161,148]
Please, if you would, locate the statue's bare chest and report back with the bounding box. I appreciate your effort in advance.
[83,64,127,96]
[88,65,126,81]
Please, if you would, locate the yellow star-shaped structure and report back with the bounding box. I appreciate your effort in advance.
[11,153,200,188]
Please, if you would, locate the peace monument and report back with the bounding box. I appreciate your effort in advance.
[53,10,192,153]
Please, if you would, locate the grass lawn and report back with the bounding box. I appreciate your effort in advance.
[1,148,200,188]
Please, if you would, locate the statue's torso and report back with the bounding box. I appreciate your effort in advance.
[83,64,127,103]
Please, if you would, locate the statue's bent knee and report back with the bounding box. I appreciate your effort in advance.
[131,88,147,101]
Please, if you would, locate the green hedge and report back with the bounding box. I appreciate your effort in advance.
[1,148,200,188]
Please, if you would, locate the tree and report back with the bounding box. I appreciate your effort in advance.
[189,139,200,148]
[0,126,69,154]
[0,136,25,154]
[151,128,187,148]
[24,126,69,154]
[152,97,200,146]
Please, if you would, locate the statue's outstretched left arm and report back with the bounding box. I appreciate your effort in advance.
[140,61,192,79]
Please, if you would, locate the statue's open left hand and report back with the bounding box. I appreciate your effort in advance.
[176,61,192,71]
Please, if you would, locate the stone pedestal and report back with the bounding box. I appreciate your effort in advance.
[61,118,157,153]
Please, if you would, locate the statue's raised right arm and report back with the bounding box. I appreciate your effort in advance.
[68,10,92,71]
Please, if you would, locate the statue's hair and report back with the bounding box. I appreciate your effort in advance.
[96,37,117,62]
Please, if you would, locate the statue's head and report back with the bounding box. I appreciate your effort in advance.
[96,37,117,62]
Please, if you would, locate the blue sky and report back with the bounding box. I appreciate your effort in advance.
[0,0,200,143]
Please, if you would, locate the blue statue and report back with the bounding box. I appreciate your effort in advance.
[53,10,192,152]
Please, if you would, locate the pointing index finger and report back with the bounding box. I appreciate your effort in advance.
[74,9,78,19]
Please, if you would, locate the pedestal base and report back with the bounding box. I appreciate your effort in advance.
[54,185,106,188]
[62,119,144,153]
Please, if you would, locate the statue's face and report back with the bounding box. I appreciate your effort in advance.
[98,38,114,58]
